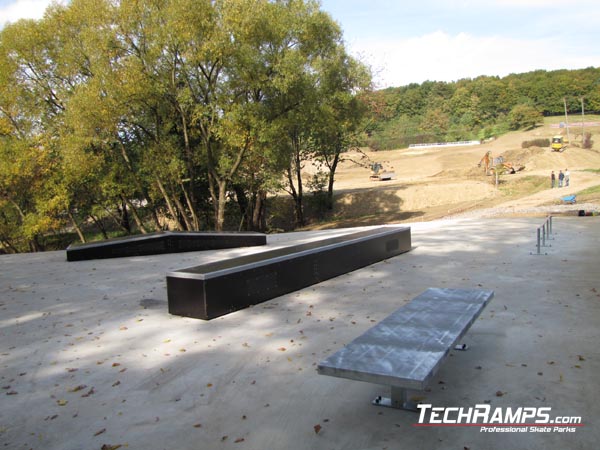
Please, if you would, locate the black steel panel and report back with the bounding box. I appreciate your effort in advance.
[167,227,411,320]
[66,231,267,261]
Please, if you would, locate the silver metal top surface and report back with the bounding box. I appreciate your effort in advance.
[167,226,410,280]
[317,288,494,390]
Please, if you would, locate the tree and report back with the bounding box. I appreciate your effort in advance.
[508,104,542,130]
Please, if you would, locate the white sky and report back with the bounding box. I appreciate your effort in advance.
[1,0,599,88]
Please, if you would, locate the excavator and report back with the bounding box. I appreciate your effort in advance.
[369,162,395,181]
[551,135,567,152]
[478,151,524,175]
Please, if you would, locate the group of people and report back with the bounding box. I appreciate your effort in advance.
[550,169,570,188]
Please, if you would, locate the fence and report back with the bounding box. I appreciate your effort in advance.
[531,216,553,255]
[408,140,481,149]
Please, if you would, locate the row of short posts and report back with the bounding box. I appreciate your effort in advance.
[532,215,553,255]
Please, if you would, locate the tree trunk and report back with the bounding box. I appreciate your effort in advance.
[68,210,87,243]
[29,235,43,252]
[326,149,340,210]
[171,191,193,231]
[89,214,109,240]
[156,177,184,231]
[252,190,267,231]
[234,185,250,231]
[1,237,19,253]
[123,196,148,234]
[215,179,227,231]
[119,198,131,233]
[180,182,200,230]
[117,140,161,231]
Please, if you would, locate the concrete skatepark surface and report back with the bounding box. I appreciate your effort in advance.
[1,217,599,450]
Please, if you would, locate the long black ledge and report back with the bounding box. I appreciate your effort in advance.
[166,226,412,320]
[66,231,267,261]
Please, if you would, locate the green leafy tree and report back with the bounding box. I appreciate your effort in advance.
[508,104,542,130]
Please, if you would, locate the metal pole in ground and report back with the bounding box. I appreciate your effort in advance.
[536,227,541,254]
[542,223,546,247]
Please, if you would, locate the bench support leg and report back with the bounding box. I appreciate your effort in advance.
[372,386,419,411]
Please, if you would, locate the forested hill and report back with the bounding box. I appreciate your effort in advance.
[363,67,600,150]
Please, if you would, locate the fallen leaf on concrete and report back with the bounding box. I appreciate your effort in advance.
[193,424,202,428]
[81,387,95,397]
[66,368,78,373]
[68,385,87,393]
[314,424,322,434]
[278,347,286,352]
[112,381,121,387]
[6,391,18,395]
[206,383,213,388]
[100,445,122,450]
[94,428,106,436]
[112,363,121,367]
[234,438,245,443]
[119,327,128,331]
[221,436,228,442]
[57,399,68,406]
[547,361,555,365]
[495,391,504,397]
[578,355,585,361]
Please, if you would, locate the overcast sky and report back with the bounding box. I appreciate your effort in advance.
[1,0,599,88]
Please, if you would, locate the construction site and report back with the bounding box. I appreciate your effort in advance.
[298,118,600,229]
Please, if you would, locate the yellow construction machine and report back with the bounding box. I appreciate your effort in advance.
[551,135,567,152]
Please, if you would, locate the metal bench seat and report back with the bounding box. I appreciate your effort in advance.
[317,288,494,410]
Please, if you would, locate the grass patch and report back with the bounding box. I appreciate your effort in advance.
[576,184,600,196]
[498,175,548,197]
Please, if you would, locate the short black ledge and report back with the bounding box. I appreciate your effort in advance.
[66,231,267,261]
[167,226,412,320]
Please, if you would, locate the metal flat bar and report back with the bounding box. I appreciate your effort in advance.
[317,288,494,390]
[167,227,412,320]
[66,231,266,261]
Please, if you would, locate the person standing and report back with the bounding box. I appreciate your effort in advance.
[565,168,570,187]
[551,171,556,188]
[558,170,564,187]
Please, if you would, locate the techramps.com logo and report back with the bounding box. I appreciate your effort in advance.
[414,404,584,433]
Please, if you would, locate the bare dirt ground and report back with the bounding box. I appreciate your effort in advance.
[304,119,600,229]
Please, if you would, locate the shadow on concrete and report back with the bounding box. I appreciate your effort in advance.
[1,218,598,450]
